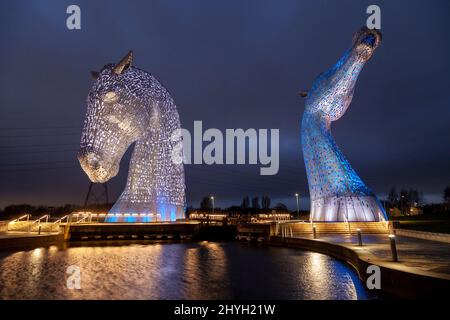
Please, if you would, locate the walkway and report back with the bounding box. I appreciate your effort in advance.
[294,233,450,279]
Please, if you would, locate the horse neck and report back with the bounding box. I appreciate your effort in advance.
[301,110,368,200]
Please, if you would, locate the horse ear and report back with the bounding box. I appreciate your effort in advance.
[113,50,133,75]
[299,91,308,98]
[91,71,100,79]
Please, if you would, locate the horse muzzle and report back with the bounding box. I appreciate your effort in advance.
[77,149,118,183]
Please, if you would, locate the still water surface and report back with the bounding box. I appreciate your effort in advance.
[0,241,372,300]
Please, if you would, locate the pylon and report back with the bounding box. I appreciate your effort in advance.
[84,182,109,207]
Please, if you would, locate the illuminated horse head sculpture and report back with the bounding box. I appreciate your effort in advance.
[301,27,387,222]
[78,51,185,222]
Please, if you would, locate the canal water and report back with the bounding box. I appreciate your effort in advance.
[0,241,373,300]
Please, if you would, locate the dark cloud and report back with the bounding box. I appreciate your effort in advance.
[1,0,449,209]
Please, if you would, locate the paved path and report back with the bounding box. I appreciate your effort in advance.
[293,233,450,278]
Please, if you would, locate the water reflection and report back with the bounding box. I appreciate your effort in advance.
[179,241,230,299]
[0,242,371,300]
[301,252,359,300]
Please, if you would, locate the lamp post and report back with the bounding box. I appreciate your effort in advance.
[295,193,299,218]
[210,196,215,215]
[401,195,405,215]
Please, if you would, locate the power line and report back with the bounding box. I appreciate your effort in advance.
[0,149,78,156]
[0,126,80,130]
[0,164,305,202]
[0,143,79,149]
[0,160,76,167]
[0,132,80,138]
[188,164,303,184]
[0,159,303,187]
[0,165,79,173]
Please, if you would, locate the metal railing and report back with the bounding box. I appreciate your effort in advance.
[71,212,108,223]
[74,215,90,224]
[53,215,70,225]
[29,215,50,233]
[48,215,71,232]
[7,214,53,233]
[7,214,30,231]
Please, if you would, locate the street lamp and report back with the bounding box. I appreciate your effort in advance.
[210,196,215,215]
[294,193,300,217]
[401,195,405,215]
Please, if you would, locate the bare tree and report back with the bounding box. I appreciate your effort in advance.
[444,186,450,204]
[408,189,419,206]
[241,196,250,210]
[251,197,260,210]
[399,189,409,215]
[200,197,211,211]
[388,187,398,207]
[261,195,271,210]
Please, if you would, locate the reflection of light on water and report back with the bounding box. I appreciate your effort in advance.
[31,248,42,260]
[203,242,230,298]
[310,252,326,274]
[302,252,357,300]
[48,245,59,255]
[63,243,165,299]
[303,252,331,299]
[181,242,230,299]
[23,247,47,297]
[0,243,367,300]
[182,247,201,297]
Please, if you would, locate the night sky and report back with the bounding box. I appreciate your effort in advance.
[1,0,449,210]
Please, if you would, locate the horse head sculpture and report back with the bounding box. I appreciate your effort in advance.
[301,27,386,222]
[78,51,185,222]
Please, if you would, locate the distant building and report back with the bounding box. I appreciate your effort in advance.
[189,212,228,224]
[389,207,402,217]
[253,211,291,222]
[409,206,423,216]
[389,206,423,217]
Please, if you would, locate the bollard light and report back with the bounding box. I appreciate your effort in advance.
[313,225,317,239]
[389,234,398,262]
[357,228,362,246]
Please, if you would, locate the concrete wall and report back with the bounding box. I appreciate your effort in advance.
[0,221,8,233]
[237,223,271,235]
[394,228,450,244]
[68,222,201,240]
[0,233,64,251]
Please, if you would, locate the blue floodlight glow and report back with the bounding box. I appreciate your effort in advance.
[301,27,387,222]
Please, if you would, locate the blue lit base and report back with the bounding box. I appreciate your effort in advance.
[310,195,386,222]
[105,214,160,223]
[106,203,184,222]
